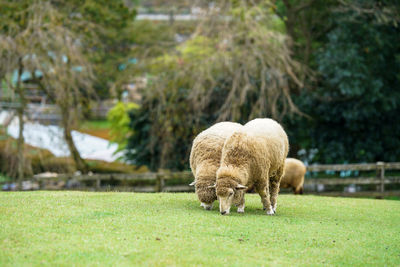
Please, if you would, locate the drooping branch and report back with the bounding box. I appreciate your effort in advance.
[131,0,308,170]
[1,2,95,173]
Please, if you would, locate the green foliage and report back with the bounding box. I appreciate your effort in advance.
[290,0,400,163]
[1,192,400,266]
[127,102,199,171]
[274,0,339,68]
[87,159,148,174]
[65,0,137,99]
[0,0,137,99]
[0,173,11,183]
[108,102,139,152]
[111,20,179,98]
[80,120,111,131]
[126,2,304,171]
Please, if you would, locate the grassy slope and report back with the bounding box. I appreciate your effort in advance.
[0,192,399,266]
[78,120,111,140]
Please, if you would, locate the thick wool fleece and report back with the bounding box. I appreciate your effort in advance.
[280,158,306,194]
[189,122,243,205]
[217,118,289,213]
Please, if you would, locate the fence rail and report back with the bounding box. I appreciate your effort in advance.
[307,161,400,194]
[26,161,400,196]
[32,171,194,192]
[307,162,400,171]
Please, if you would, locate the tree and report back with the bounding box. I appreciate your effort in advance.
[0,1,95,174]
[285,0,400,163]
[0,37,26,183]
[50,0,137,99]
[0,1,33,182]
[126,0,305,170]
[274,0,338,67]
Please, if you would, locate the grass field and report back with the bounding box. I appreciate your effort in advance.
[1,192,399,266]
[78,120,111,140]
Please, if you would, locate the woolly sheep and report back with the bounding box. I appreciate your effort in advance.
[280,158,306,194]
[189,122,243,210]
[214,118,289,215]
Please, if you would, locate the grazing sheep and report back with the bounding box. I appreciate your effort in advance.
[214,118,289,215]
[189,122,243,210]
[280,158,306,194]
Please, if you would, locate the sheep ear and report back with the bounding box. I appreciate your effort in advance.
[207,184,216,189]
[189,181,196,186]
[236,184,247,190]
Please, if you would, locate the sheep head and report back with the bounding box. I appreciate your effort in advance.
[193,179,217,208]
[214,179,247,215]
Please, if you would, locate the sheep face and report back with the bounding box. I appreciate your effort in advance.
[217,187,235,215]
[215,179,247,215]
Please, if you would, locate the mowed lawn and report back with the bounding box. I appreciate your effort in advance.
[0,192,399,266]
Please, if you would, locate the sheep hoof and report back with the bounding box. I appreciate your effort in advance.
[266,209,275,215]
[201,202,213,210]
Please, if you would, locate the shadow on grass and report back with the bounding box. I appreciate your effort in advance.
[180,197,295,218]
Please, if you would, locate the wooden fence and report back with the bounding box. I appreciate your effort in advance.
[305,162,400,197]
[33,171,194,192]
[30,161,400,197]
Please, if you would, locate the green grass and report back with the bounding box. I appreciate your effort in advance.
[80,120,111,130]
[78,120,112,140]
[1,192,399,266]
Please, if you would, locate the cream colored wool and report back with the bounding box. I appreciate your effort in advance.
[216,118,289,215]
[280,158,306,194]
[189,122,243,210]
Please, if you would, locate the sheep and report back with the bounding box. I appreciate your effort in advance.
[280,158,306,194]
[189,122,243,210]
[214,118,289,215]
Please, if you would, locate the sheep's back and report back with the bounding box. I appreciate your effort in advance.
[190,122,243,175]
[244,118,289,168]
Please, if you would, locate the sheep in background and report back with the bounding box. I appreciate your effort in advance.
[189,122,243,210]
[214,118,288,215]
[280,158,306,194]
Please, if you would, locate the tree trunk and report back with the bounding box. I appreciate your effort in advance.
[282,0,297,48]
[60,105,89,174]
[15,58,25,187]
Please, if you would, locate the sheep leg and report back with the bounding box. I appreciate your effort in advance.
[270,165,284,213]
[269,179,280,213]
[294,186,303,195]
[236,196,245,213]
[200,202,213,210]
[256,182,273,215]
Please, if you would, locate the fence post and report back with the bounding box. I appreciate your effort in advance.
[155,173,165,192]
[376,161,385,193]
[96,179,101,190]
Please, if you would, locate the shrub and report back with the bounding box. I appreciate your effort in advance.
[38,157,77,174]
[107,102,139,153]
[87,159,148,174]
[0,140,34,178]
[0,137,148,178]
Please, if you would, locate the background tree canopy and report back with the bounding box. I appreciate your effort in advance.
[126,1,305,170]
[0,0,136,99]
[288,0,400,163]
[125,0,400,171]
[2,0,399,173]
